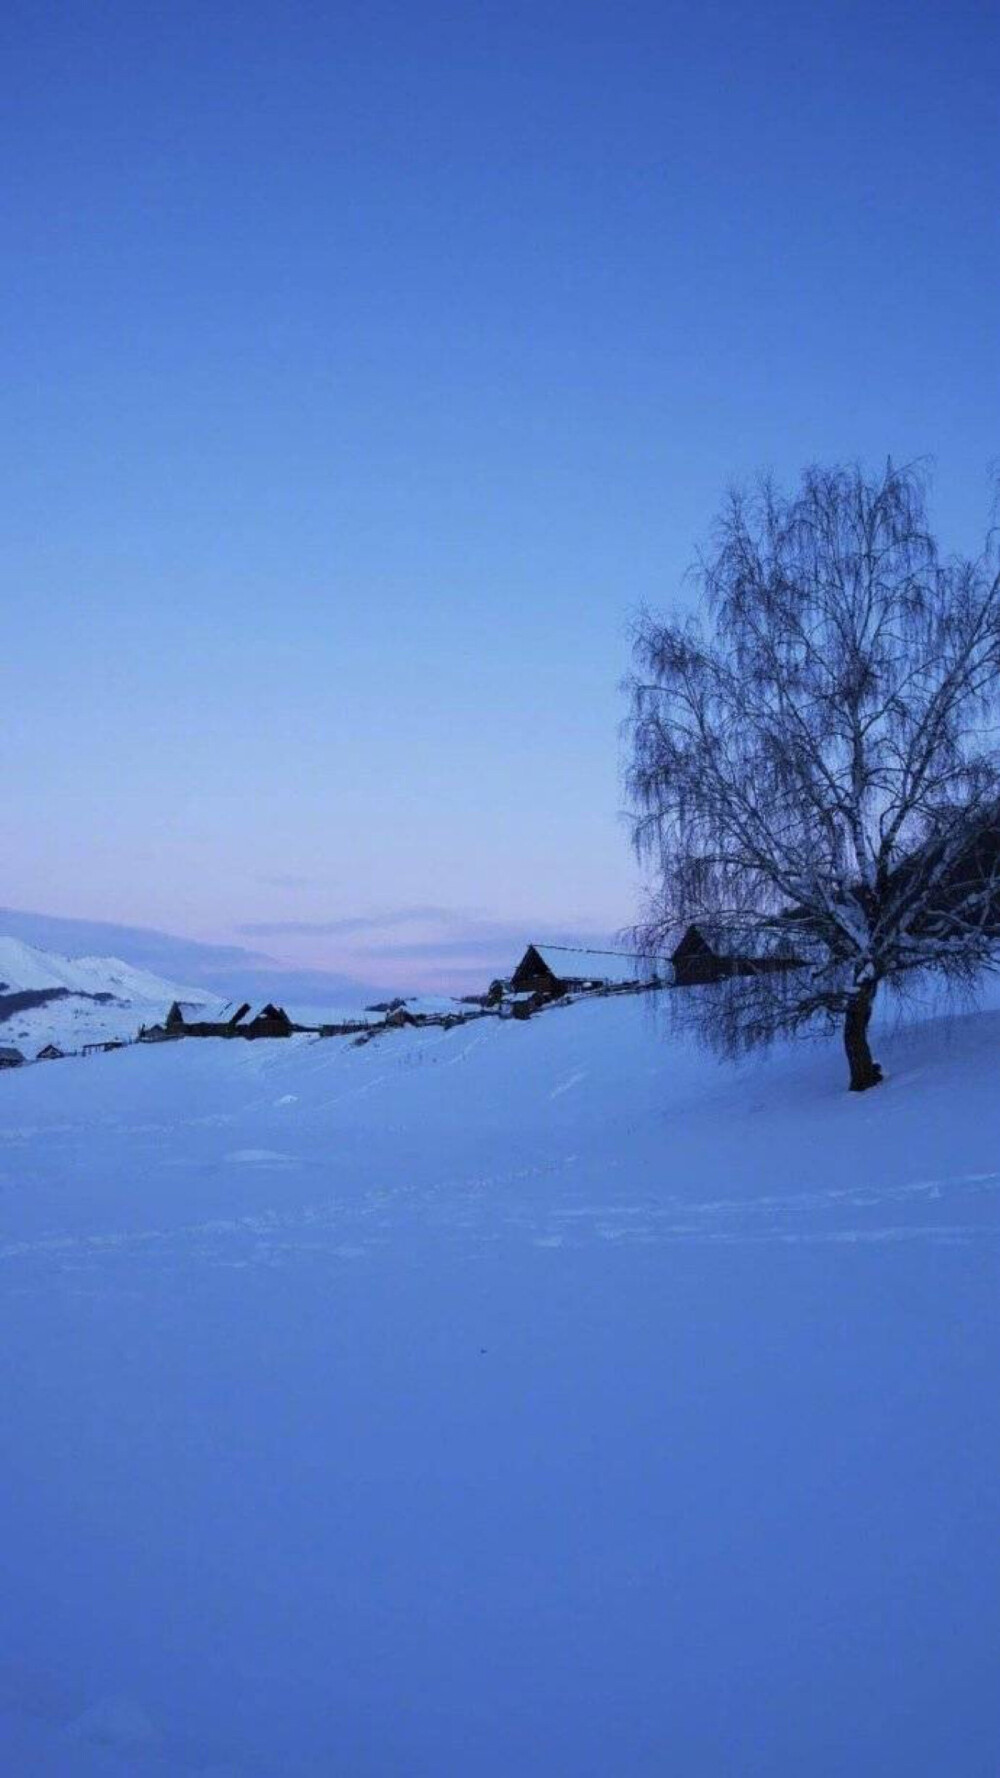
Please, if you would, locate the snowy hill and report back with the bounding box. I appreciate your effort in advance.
[0,992,997,1774]
[0,935,214,1055]
[0,935,202,1000]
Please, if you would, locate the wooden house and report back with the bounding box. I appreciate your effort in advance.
[163,998,296,1041]
[244,1003,295,1039]
[510,945,669,998]
[671,924,803,986]
[0,1045,25,1069]
[165,1001,251,1038]
[36,1044,65,1060]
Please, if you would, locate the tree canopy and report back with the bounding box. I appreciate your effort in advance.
[626,461,1000,1089]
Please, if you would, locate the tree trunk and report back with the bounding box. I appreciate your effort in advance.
[843,980,883,1092]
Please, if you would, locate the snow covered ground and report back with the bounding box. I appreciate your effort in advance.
[0,991,997,1775]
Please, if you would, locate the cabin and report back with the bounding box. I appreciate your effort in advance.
[0,1045,25,1070]
[162,999,296,1040]
[384,1005,417,1028]
[36,1044,65,1061]
[244,1003,295,1039]
[510,945,669,998]
[671,924,803,986]
[165,1001,251,1038]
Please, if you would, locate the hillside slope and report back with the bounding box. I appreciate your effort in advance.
[0,993,997,1775]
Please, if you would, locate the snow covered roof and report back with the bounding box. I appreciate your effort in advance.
[167,999,241,1027]
[526,945,669,985]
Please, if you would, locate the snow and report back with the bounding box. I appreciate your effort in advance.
[0,937,214,1056]
[0,937,206,1004]
[0,991,997,1775]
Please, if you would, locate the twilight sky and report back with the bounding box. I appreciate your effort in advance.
[4,0,998,994]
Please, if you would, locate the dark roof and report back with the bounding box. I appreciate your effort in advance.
[896,818,1000,936]
[514,944,669,986]
[674,923,802,962]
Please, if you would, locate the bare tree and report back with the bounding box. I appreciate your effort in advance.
[626,461,1000,1090]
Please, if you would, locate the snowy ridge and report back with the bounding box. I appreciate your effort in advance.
[0,936,206,1003]
[0,936,213,1055]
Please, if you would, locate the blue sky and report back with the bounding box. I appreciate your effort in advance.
[4,0,997,993]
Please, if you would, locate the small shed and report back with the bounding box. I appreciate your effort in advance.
[0,1045,25,1070]
[36,1044,66,1061]
[510,945,668,998]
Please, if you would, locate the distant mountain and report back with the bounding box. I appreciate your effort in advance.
[0,937,216,1057]
[0,907,381,1005]
[0,936,209,1004]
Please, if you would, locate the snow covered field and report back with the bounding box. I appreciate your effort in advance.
[0,992,997,1775]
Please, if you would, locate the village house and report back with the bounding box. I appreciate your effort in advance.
[670,924,803,986]
[510,945,670,998]
[244,1003,295,1039]
[165,1001,252,1038]
[0,1045,25,1069]
[36,1044,65,1061]
[160,1000,299,1040]
[511,932,803,998]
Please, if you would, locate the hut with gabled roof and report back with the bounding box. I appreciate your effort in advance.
[671,924,803,986]
[165,1001,251,1038]
[244,1003,295,1039]
[510,945,669,998]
